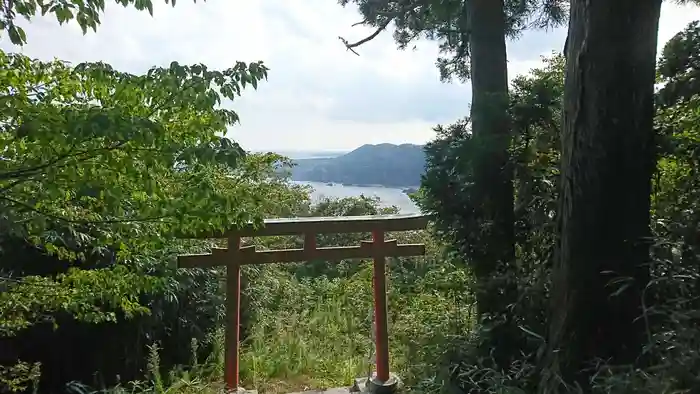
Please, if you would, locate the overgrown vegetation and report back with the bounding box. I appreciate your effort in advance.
[418,22,700,394]
[2,1,700,394]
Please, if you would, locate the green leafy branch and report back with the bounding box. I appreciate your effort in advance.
[0,265,162,336]
[2,0,201,46]
[0,50,274,259]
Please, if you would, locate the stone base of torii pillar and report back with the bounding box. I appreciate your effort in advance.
[351,373,402,394]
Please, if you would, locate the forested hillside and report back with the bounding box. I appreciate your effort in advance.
[2,1,700,394]
[289,143,425,187]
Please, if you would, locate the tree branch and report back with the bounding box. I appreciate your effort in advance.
[338,17,394,56]
[0,176,34,195]
[0,140,127,181]
[0,194,172,226]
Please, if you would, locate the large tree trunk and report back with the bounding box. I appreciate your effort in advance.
[467,0,517,368]
[541,0,662,391]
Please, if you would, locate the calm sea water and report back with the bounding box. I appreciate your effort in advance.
[292,181,420,214]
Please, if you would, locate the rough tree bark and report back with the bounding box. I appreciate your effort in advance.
[468,0,514,290]
[467,0,517,368]
[541,0,663,392]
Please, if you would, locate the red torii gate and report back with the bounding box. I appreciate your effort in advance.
[177,214,429,393]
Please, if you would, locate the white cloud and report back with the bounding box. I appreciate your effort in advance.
[3,0,699,152]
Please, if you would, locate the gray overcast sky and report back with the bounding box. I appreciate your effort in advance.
[3,1,699,152]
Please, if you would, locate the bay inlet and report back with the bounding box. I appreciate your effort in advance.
[292,181,419,214]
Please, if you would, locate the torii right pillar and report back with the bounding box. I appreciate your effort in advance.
[366,229,401,394]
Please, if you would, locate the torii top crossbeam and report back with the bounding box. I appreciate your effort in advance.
[178,213,430,238]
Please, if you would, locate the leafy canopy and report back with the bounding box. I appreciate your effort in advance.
[338,0,568,81]
[0,49,314,333]
[0,50,288,260]
[654,20,700,238]
[1,0,199,45]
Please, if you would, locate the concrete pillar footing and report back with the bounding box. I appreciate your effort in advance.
[350,373,402,394]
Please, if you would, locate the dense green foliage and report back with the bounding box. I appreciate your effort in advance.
[289,143,425,187]
[416,20,700,393]
[0,48,302,334]
[0,51,283,255]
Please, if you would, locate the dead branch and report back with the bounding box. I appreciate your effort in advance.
[338,17,394,56]
[338,37,361,56]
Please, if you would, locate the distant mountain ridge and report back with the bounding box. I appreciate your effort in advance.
[287,143,426,188]
[270,150,348,160]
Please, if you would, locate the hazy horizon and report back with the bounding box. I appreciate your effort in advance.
[252,149,347,160]
[252,142,426,159]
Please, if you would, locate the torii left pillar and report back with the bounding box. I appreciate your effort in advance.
[225,235,244,392]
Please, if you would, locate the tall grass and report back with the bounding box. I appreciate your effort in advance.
[240,265,375,393]
[90,258,473,394]
[240,259,472,393]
